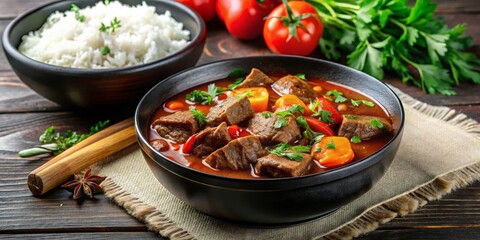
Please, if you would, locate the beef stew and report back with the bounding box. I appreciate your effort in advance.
[149,68,395,179]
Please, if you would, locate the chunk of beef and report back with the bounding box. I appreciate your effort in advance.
[338,115,393,140]
[254,153,313,178]
[247,113,301,145]
[152,111,199,143]
[205,135,262,170]
[237,68,274,88]
[192,122,231,157]
[272,75,317,103]
[207,96,254,127]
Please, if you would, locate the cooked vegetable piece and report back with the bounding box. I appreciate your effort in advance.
[308,97,343,126]
[227,125,251,139]
[304,116,334,136]
[205,135,263,170]
[311,136,354,168]
[274,94,312,115]
[165,101,186,111]
[231,87,269,112]
[272,75,317,103]
[206,96,254,126]
[338,115,393,140]
[153,111,200,143]
[182,133,198,154]
[254,153,313,178]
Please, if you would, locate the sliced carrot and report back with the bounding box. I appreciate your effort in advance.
[232,87,269,112]
[311,136,354,168]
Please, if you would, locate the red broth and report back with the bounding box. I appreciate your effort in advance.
[149,74,394,179]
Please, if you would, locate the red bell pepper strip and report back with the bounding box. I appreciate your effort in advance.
[304,116,335,136]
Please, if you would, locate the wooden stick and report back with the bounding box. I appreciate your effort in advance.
[27,118,136,196]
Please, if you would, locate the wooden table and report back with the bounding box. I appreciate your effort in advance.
[1,0,479,239]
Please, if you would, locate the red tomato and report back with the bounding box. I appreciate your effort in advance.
[177,0,216,22]
[216,0,277,39]
[165,100,187,111]
[263,1,323,56]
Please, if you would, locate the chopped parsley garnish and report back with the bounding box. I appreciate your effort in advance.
[228,68,246,78]
[190,108,207,127]
[99,17,121,33]
[70,4,85,22]
[351,136,362,143]
[351,99,375,107]
[236,91,252,99]
[104,0,111,5]
[345,115,359,119]
[186,84,223,105]
[325,90,347,103]
[226,68,246,90]
[369,119,385,129]
[274,104,305,129]
[296,73,307,81]
[267,143,310,161]
[314,147,322,153]
[326,140,336,149]
[296,116,325,143]
[261,111,273,118]
[309,100,333,124]
[101,46,110,56]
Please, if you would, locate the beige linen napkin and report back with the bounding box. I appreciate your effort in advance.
[93,87,480,239]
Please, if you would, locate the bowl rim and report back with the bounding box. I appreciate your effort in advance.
[1,0,206,74]
[135,55,405,189]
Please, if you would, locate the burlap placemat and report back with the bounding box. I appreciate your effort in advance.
[93,87,480,239]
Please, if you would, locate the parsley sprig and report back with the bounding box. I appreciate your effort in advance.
[274,104,304,128]
[186,84,224,105]
[325,89,347,103]
[227,68,247,90]
[19,120,110,157]
[70,4,85,22]
[267,143,311,161]
[308,0,480,95]
[296,116,325,143]
[309,100,333,124]
[190,108,208,127]
[99,17,121,33]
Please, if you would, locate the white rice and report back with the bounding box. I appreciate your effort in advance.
[18,1,190,69]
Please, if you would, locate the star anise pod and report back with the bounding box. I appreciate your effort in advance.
[61,169,106,199]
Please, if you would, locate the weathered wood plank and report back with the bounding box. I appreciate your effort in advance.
[2,232,159,239]
[359,228,480,239]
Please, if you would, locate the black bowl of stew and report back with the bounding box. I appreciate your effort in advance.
[135,56,404,225]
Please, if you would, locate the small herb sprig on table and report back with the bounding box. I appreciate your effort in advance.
[308,0,480,95]
[19,120,110,157]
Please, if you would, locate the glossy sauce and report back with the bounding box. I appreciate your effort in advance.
[149,75,394,179]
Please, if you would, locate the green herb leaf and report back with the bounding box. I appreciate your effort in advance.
[325,89,347,103]
[227,77,245,90]
[345,115,358,119]
[326,140,336,149]
[186,90,213,105]
[228,68,246,78]
[296,73,307,81]
[101,46,110,56]
[369,119,384,129]
[351,136,362,143]
[261,112,273,118]
[190,108,208,127]
[70,4,85,22]
[274,117,288,129]
[351,99,374,107]
[21,120,109,157]
[296,116,325,143]
[267,143,310,161]
[99,17,121,33]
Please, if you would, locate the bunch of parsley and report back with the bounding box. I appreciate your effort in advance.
[307,0,480,95]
